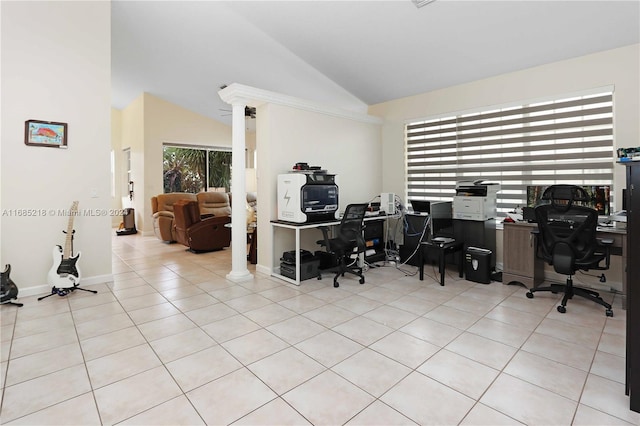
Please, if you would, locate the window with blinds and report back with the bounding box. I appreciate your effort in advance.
[405,90,614,216]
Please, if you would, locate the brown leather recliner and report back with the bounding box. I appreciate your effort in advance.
[173,200,231,252]
[151,193,197,242]
[196,192,232,217]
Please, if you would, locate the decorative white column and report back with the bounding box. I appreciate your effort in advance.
[225,102,253,283]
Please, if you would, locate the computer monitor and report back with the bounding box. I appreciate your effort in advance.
[430,201,453,238]
[526,185,611,215]
[409,199,430,214]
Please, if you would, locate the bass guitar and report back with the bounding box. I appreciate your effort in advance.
[1,264,23,307]
[47,201,81,289]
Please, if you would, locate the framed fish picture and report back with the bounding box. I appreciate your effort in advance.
[24,120,68,148]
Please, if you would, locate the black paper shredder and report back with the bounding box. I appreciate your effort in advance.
[464,246,492,284]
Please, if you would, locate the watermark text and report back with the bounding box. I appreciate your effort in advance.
[2,208,127,217]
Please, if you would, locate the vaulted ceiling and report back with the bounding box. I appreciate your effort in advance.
[111,1,639,125]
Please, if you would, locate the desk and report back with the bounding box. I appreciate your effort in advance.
[502,221,627,308]
[271,214,388,285]
[418,240,464,286]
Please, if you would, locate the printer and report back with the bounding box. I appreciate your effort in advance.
[277,172,339,223]
[453,180,501,221]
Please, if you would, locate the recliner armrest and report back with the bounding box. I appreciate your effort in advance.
[153,211,174,219]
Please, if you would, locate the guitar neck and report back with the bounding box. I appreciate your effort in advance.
[63,202,79,259]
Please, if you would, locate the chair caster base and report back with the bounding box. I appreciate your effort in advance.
[359,277,365,284]
[333,281,339,288]
[557,305,566,314]
[526,291,534,299]
[606,309,614,317]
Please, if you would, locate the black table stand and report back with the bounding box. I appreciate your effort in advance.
[418,240,464,285]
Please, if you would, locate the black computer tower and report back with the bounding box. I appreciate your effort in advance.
[364,218,385,263]
[464,247,492,284]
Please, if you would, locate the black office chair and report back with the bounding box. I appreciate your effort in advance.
[526,185,613,316]
[317,203,368,288]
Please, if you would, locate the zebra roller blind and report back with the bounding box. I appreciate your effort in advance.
[405,89,614,215]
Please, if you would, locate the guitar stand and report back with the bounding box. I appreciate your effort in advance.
[1,300,23,307]
[38,285,97,301]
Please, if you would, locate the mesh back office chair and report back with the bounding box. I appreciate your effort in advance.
[526,185,614,316]
[317,203,368,288]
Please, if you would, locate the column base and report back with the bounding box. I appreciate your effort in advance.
[226,270,254,283]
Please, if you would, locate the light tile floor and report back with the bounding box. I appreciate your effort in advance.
[1,233,638,425]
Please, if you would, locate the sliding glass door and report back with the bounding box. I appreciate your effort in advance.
[163,145,232,193]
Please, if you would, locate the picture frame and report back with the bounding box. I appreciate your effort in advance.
[24,119,68,148]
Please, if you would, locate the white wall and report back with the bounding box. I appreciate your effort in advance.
[119,94,145,232]
[369,44,640,207]
[256,103,382,274]
[0,1,112,293]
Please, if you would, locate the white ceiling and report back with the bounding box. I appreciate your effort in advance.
[111,0,639,125]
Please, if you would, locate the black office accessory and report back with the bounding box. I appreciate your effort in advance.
[409,199,430,213]
[522,206,536,222]
[430,201,454,239]
[280,249,320,281]
[281,249,314,264]
[464,247,492,284]
[526,185,613,316]
[316,203,368,287]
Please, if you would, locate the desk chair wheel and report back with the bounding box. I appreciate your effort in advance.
[557,305,566,314]
[333,279,339,288]
[359,277,365,284]
[606,309,613,317]
[526,291,534,299]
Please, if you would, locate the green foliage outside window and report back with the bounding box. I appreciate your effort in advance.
[163,146,231,193]
[208,151,232,192]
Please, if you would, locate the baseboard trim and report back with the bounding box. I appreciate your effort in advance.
[18,274,114,297]
[256,264,270,276]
